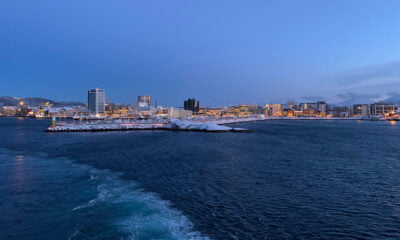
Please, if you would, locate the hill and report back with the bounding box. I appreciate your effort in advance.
[0,96,85,107]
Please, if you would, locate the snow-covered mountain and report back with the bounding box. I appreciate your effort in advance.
[0,96,84,107]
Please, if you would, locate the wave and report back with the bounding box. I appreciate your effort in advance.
[0,148,209,240]
[71,167,209,240]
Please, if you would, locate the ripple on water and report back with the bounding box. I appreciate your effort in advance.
[0,149,209,240]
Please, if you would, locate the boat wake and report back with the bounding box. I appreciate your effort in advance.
[0,148,209,240]
[71,167,210,240]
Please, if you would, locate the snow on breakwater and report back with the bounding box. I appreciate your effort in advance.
[45,116,369,133]
[167,119,248,132]
[46,122,166,132]
[46,119,251,133]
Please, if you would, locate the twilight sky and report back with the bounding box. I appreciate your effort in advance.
[1,0,400,106]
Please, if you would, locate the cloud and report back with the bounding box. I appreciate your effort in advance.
[313,60,400,104]
[302,96,324,101]
[383,92,400,104]
[334,91,400,105]
[335,60,400,87]
[336,92,382,105]
[319,61,400,99]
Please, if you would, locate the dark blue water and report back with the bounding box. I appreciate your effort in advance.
[1,118,400,239]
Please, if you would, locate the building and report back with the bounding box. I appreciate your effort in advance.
[333,106,350,117]
[299,103,317,111]
[353,104,370,117]
[137,95,151,107]
[232,104,254,117]
[88,88,105,115]
[105,103,130,118]
[0,106,17,116]
[197,107,224,117]
[169,108,193,118]
[154,106,170,118]
[370,102,396,116]
[220,107,236,117]
[249,105,265,115]
[286,102,299,110]
[265,104,283,117]
[317,101,327,115]
[184,98,200,113]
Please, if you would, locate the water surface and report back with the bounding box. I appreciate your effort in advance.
[1,118,400,239]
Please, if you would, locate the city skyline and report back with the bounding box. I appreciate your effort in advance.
[1,89,398,120]
[1,90,399,108]
[1,1,400,106]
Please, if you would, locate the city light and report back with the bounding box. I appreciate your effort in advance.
[1,90,399,121]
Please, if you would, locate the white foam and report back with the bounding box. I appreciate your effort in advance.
[0,148,210,240]
[72,167,210,240]
[67,228,81,240]
[72,198,97,211]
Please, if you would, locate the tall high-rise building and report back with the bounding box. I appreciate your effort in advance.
[265,104,283,116]
[88,88,105,114]
[317,101,327,114]
[184,98,200,113]
[137,95,151,105]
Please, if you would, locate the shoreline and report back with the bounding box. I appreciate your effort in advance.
[2,115,395,121]
[2,114,398,122]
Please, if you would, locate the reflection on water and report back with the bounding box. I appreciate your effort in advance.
[15,155,24,161]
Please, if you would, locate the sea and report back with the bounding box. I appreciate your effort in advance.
[1,117,400,240]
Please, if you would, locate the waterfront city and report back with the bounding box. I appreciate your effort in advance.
[1,89,399,121]
[2,1,400,239]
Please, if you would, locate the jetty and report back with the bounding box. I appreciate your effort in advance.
[45,115,384,133]
[45,119,251,133]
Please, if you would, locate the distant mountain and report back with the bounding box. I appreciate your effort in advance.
[334,92,400,106]
[383,92,400,105]
[0,96,85,107]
